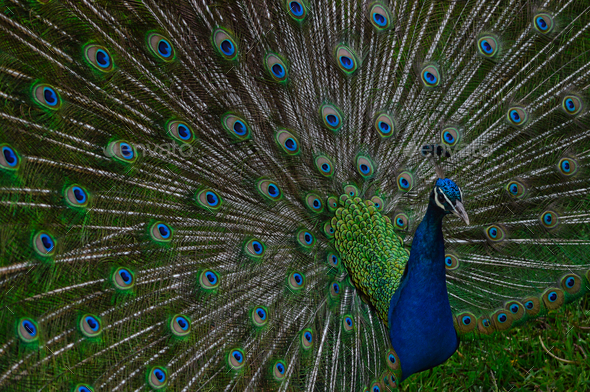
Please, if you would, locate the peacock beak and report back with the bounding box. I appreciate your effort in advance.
[452,201,469,225]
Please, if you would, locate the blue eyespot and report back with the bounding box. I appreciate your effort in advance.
[548,291,557,302]
[304,331,312,342]
[510,110,521,123]
[206,271,217,285]
[375,203,380,208]
[445,257,453,267]
[22,320,37,336]
[443,131,455,143]
[153,368,166,382]
[510,304,519,314]
[333,283,339,293]
[345,317,352,326]
[256,308,266,320]
[378,121,391,134]
[268,184,279,197]
[480,39,493,54]
[313,199,321,208]
[525,301,534,310]
[566,277,575,288]
[399,177,409,189]
[119,142,134,159]
[2,146,18,167]
[565,98,575,111]
[423,70,437,85]
[251,241,263,254]
[339,56,353,70]
[71,186,87,203]
[284,138,297,151]
[304,232,312,245]
[489,228,497,238]
[396,218,404,227]
[40,234,54,252]
[276,362,285,374]
[562,160,570,172]
[43,87,58,106]
[497,313,507,323]
[373,13,387,26]
[373,387,380,392]
[119,269,132,284]
[176,316,189,330]
[289,1,303,16]
[271,63,285,78]
[85,316,100,331]
[326,114,339,126]
[293,273,303,285]
[544,214,552,224]
[157,223,170,239]
[330,254,339,266]
[233,120,247,136]
[359,164,370,174]
[157,39,172,58]
[462,315,472,325]
[388,354,396,363]
[321,163,331,173]
[509,184,518,194]
[206,191,219,207]
[220,40,235,56]
[78,387,92,392]
[95,49,110,68]
[177,124,191,140]
[482,319,491,327]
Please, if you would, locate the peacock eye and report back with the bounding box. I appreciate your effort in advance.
[437,193,446,203]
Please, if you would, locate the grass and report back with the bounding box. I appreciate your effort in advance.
[400,296,590,391]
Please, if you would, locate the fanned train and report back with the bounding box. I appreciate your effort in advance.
[0,0,589,391]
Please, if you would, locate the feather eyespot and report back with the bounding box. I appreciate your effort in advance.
[562,95,583,116]
[534,13,555,34]
[222,114,250,140]
[491,310,512,331]
[560,274,582,295]
[441,126,460,147]
[79,314,102,338]
[84,44,113,72]
[342,315,354,332]
[273,360,287,381]
[147,33,174,61]
[33,231,56,257]
[64,184,89,208]
[505,301,525,321]
[374,112,395,138]
[420,65,440,88]
[288,272,306,290]
[245,238,265,259]
[370,381,382,392]
[196,189,223,211]
[396,172,413,192]
[444,254,459,270]
[266,53,289,83]
[558,157,577,176]
[356,155,375,178]
[286,0,308,21]
[301,329,313,349]
[477,36,499,58]
[150,221,173,243]
[540,210,558,229]
[297,229,315,248]
[276,130,300,155]
[393,213,408,230]
[170,315,191,337]
[344,184,359,197]
[106,140,137,164]
[200,269,220,290]
[327,196,339,212]
[506,180,526,198]
[212,28,238,61]
[330,281,340,298]
[542,288,564,309]
[455,312,476,333]
[321,104,343,132]
[168,120,195,143]
[323,221,335,238]
[148,366,168,389]
[506,107,528,127]
[371,196,384,211]
[369,2,393,30]
[335,44,360,74]
[32,83,61,110]
[257,179,282,201]
[386,349,400,370]
[305,193,324,213]
[327,252,340,267]
[252,306,268,327]
[485,225,505,242]
[522,297,541,316]
[17,318,39,343]
[112,267,135,291]
[315,155,335,177]
[75,384,94,392]
[0,144,20,170]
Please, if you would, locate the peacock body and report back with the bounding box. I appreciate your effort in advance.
[0,0,589,390]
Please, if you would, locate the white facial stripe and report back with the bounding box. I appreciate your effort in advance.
[458,186,463,202]
[434,188,445,209]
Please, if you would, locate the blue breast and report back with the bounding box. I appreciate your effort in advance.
[387,201,459,381]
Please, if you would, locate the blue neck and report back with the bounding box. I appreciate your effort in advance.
[387,199,458,381]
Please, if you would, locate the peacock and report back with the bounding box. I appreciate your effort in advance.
[0,0,589,390]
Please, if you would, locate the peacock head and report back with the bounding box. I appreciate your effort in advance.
[432,178,469,224]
